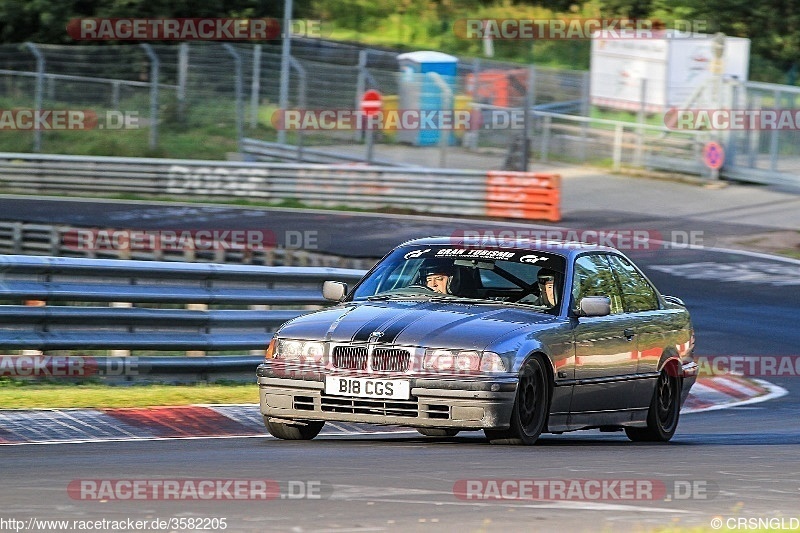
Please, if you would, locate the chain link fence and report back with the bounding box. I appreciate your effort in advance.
[0,39,799,185]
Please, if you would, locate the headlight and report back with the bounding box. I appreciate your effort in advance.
[479,351,505,372]
[423,349,506,373]
[273,339,327,365]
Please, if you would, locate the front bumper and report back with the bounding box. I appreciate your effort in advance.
[257,365,518,430]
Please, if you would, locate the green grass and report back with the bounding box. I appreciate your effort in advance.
[0,381,258,408]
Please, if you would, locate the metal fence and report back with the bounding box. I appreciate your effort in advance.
[0,39,587,153]
[724,81,800,183]
[0,254,366,355]
[2,39,799,185]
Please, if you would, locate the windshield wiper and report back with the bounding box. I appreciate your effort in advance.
[428,295,548,311]
[366,293,432,301]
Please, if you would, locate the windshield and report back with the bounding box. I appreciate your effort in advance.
[351,245,567,314]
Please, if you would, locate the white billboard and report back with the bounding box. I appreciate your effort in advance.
[590,33,750,112]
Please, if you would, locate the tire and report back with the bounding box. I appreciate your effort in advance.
[485,356,550,445]
[264,417,324,440]
[416,428,460,437]
[625,368,681,442]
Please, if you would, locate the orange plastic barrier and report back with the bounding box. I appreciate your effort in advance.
[485,171,561,221]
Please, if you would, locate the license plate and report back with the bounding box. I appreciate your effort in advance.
[324,376,410,400]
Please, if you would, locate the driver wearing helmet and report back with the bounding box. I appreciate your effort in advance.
[418,261,455,294]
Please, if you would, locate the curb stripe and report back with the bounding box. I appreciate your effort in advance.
[103,406,260,438]
[0,376,782,445]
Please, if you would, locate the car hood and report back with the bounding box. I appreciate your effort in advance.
[277,299,558,351]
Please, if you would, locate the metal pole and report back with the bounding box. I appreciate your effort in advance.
[635,78,646,166]
[613,123,623,171]
[540,115,551,163]
[356,50,367,142]
[24,43,44,153]
[579,71,590,161]
[139,44,159,150]
[223,44,244,152]
[288,57,306,162]
[111,81,120,110]
[366,129,375,163]
[522,66,535,171]
[769,89,780,171]
[177,43,188,123]
[278,0,293,145]
[250,44,262,129]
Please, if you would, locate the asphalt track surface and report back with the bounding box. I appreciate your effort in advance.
[1,197,799,532]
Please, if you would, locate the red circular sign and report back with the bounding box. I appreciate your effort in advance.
[360,89,382,116]
[702,141,725,170]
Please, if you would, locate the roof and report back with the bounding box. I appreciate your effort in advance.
[396,51,459,63]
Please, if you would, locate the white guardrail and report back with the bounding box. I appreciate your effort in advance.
[0,153,561,221]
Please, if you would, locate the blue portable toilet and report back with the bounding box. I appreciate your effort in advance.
[397,51,458,146]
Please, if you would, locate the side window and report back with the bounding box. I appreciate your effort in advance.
[606,255,660,312]
[571,255,624,314]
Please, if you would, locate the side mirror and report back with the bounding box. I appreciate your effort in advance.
[322,280,347,302]
[576,296,611,317]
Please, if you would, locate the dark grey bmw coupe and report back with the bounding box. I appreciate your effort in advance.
[257,236,697,445]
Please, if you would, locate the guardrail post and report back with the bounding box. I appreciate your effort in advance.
[23,43,45,153]
[22,299,46,356]
[12,222,23,254]
[250,44,262,129]
[140,44,159,150]
[250,304,269,356]
[186,303,208,357]
[223,44,244,152]
[49,226,61,256]
[110,302,133,357]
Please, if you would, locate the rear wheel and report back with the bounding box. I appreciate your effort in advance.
[485,356,550,445]
[264,417,324,440]
[416,428,460,437]
[625,368,680,442]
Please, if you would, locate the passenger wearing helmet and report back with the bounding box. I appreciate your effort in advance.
[518,268,559,307]
[535,268,558,308]
[418,260,455,294]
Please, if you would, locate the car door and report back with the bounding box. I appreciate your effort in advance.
[605,253,667,410]
[568,253,641,421]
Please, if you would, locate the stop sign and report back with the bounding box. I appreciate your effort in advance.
[360,90,382,116]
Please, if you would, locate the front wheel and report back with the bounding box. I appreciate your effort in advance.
[264,417,324,440]
[625,368,681,442]
[485,356,550,445]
